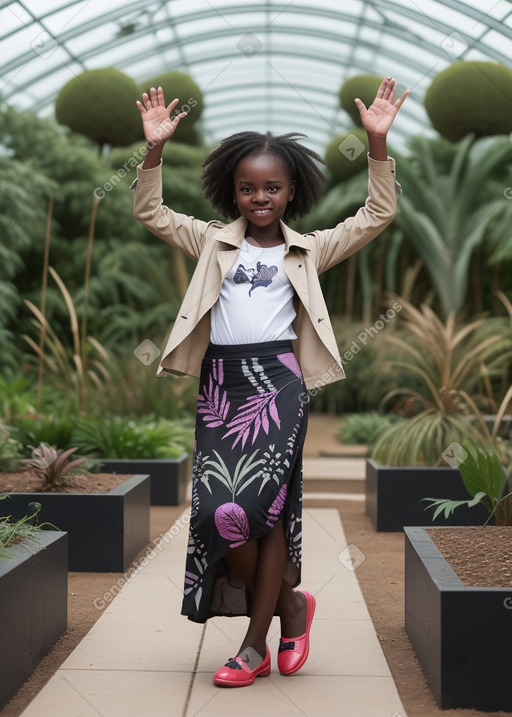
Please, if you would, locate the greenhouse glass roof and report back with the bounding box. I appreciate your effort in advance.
[1,0,512,153]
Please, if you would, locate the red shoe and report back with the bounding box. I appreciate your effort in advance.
[213,646,271,687]
[278,590,316,675]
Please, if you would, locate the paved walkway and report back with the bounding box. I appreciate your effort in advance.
[20,494,407,716]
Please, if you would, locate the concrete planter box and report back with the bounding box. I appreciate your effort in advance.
[405,526,512,711]
[101,454,189,505]
[5,475,150,572]
[0,531,67,709]
[365,459,488,531]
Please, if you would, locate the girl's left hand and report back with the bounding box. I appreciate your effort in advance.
[354,77,410,137]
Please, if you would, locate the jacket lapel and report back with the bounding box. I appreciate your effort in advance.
[212,216,311,284]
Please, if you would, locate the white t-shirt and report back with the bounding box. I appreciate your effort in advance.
[210,239,297,345]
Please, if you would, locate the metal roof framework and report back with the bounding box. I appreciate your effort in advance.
[1,0,512,153]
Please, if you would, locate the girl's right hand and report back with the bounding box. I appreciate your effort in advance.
[136,86,187,146]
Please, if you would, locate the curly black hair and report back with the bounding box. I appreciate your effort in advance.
[202,131,325,221]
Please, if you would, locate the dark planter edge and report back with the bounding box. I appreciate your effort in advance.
[404,525,512,711]
[0,530,67,575]
[100,455,189,505]
[365,458,488,532]
[4,474,150,572]
[0,530,68,710]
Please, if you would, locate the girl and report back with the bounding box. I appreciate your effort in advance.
[133,78,408,687]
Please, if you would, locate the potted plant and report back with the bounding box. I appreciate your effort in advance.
[72,415,191,505]
[365,297,509,531]
[2,441,150,572]
[0,495,67,709]
[404,437,512,711]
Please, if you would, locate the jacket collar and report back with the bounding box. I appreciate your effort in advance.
[214,216,311,252]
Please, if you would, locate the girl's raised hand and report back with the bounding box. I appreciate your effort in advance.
[354,77,409,138]
[136,86,187,146]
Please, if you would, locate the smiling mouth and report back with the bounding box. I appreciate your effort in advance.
[252,209,271,214]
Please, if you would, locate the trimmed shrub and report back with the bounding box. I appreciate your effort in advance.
[55,68,141,148]
[424,61,512,142]
[140,71,204,144]
[339,74,382,127]
[161,141,208,167]
[338,412,397,448]
[324,128,369,183]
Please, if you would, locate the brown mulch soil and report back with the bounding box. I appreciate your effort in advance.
[0,470,132,494]
[428,526,512,587]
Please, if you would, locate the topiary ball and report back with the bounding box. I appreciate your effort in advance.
[424,61,512,141]
[140,71,204,144]
[339,75,382,127]
[324,129,369,183]
[55,68,141,148]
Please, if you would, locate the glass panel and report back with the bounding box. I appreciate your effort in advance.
[0,0,510,150]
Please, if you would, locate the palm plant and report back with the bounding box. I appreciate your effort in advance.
[423,440,512,526]
[0,157,57,372]
[394,134,512,316]
[298,169,384,320]
[371,296,510,466]
[81,240,184,346]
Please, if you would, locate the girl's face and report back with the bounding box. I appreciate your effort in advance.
[233,153,295,230]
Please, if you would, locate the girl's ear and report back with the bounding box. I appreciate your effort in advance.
[288,180,296,202]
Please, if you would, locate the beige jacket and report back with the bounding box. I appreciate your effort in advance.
[132,156,398,390]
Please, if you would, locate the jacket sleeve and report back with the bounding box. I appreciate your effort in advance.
[132,161,213,261]
[311,156,399,274]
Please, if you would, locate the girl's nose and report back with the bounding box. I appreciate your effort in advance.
[253,189,267,203]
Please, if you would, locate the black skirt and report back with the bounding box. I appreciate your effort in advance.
[181,340,308,623]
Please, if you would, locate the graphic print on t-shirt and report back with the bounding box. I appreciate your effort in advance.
[233,262,278,296]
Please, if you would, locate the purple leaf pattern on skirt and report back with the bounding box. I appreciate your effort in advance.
[215,502,250,548]
[277,352,302,378]
[197,372,230,428]
[222,391,280,448]
[266,484,288,527]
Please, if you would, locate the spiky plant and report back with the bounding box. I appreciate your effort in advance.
[22,443,86,492]
[0,494,58,557]
[371,296,510,466]
[23,267,113,414]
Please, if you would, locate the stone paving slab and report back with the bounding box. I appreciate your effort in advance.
[303,457,366,479]
[20,506,406,717]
